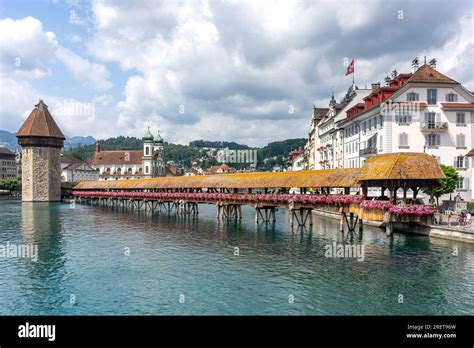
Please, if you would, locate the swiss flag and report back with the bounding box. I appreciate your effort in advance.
[345,58,354,76]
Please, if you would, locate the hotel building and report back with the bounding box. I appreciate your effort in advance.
[311,58,474,200]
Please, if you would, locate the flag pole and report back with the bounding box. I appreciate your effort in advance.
[352,58,355,88]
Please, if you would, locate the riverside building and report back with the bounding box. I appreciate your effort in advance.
[311,58,474,200]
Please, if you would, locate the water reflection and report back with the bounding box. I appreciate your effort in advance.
[0,200,471,315]
[21,202,67,313]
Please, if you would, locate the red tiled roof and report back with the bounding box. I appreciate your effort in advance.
[0,147,15,155]
[209,164,231,174]
[408,64,458,84]
[440,103,474,109]
[390,101,428,107]
[89,150,142,165]
[17,100,65,139]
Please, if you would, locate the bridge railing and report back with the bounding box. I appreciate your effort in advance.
[72,191,365,205]
[359,200,435,216]
[72,191,436,217]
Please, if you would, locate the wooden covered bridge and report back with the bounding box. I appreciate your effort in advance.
[72,153,445,235]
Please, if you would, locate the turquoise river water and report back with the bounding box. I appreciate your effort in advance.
[0,199,473,315]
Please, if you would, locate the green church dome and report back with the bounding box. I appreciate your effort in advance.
[155,130,163,143]
[142,127,154,141]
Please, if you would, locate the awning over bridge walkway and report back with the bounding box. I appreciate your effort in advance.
[74,153,445,191]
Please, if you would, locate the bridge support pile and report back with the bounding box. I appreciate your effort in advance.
[289,208,313,227]
[217,204,242,220]
[255,206,276,224]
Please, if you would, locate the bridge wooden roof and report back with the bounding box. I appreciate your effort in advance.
[74,153,444,191]
[358,153,445,181]
[74,168,363,190]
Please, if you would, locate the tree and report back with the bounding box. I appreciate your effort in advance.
[203,156,218,169]
[0,179,21,192]
[422,164,458,206]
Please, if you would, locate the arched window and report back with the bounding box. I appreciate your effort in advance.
[145,146,149,156]
[106,167,111,172]
[145,165,149,174]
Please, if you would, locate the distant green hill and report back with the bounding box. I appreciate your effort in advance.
[0,130,20,151]
[61,136,307,171]
[0,130,96,151]
[189,140,250,150]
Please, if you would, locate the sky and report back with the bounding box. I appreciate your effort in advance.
[0,0,473,146]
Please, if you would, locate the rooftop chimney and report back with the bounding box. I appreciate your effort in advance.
[95,140,101,153]
[411,57,419,73]
[384,76,391,86]
[429,58,437,69]
[391,69,398,79]
[371,82,381,91]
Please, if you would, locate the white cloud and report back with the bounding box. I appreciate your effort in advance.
[0,77,117,137]
[0,17,58,79]
[55,46,113,91]
[1,1,472,146]
[83,0,471,145]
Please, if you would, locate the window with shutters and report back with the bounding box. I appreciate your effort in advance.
[397,114,412,125]
[454,156,468,169]
[406,92,419,102]
[424,112,438,128]
[456,133,466,148]
[427,89,437,105]
[446,93,458,102]
[456,113,466,126]
[399,132,409,148]
[425,134,440,147]
[457,177,469,190]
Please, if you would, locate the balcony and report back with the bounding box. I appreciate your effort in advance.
[359,146,377,157]
[420,122,448,132]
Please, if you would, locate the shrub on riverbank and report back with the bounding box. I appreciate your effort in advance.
[0,179,21,193]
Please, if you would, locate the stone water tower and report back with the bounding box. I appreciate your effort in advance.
[16,100,65,202]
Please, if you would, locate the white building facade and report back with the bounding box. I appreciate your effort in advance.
[315,87,371,169]
[89,128,166,180]
[335,59,474,200]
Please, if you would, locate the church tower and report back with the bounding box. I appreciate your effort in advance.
[16,100,65,202]
[153,130,165,177]
[142,127,154,178]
